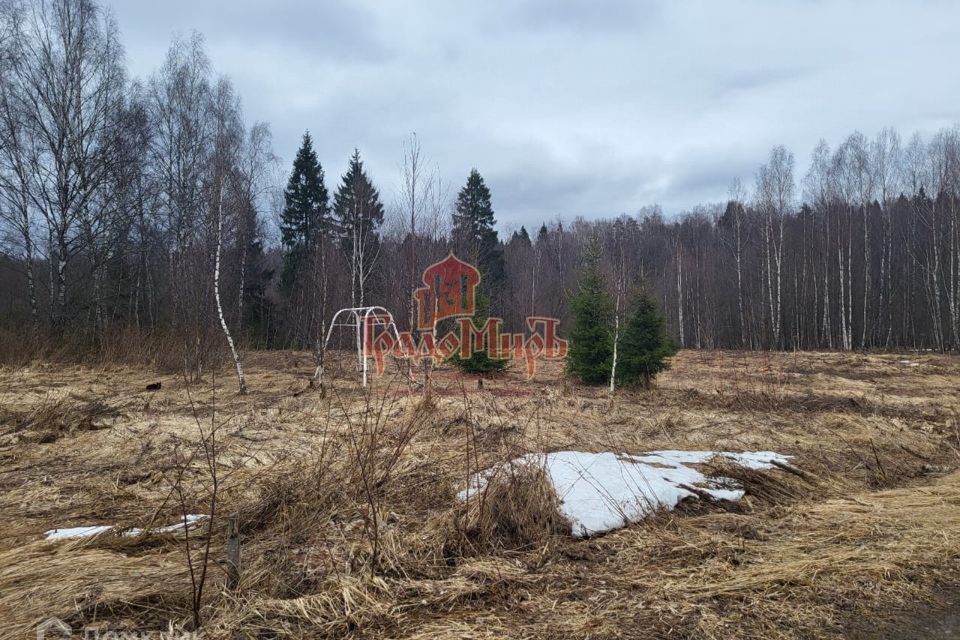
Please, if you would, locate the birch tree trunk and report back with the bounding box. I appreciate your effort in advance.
[948,200,959,349]
[214,186,247,394]
[25,224,39,340]
[735,213,746,348]
[764,213,775,347]
[609,230,624,396]
[313,236,329,396]
[861,204,871,348]
[774,212,784,348]
[676,243,685,348]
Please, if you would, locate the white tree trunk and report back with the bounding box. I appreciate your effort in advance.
[676,244,685,348]
[609,239,624,395]
[214,190,247,394]
[735,216,746,348]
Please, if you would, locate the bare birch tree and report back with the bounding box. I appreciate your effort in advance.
[0,7,40,338]
[208,79,246,393]
[7,0,126,329]
[756,146,794,348]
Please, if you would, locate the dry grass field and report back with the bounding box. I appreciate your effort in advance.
[1,350,959,639]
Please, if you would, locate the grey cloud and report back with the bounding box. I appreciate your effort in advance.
[507,0,662,32]
[117,0,389,66]
[108,0,960,228]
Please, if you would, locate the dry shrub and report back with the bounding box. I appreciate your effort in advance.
[0,328,36,365]
[96,327,224,373]
[237,460,347,540]
[675,385,942,420]
[88,327,230,375]
[1,396,119,443]
[704,457,814,505]
[230,460,355,597]
[210,575,396,639]
[453,461,570,553]
[225,393,446,597]
[0,541,193,638]
[0,325,228,373]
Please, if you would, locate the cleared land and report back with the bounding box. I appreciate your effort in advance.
[0,350,958,639]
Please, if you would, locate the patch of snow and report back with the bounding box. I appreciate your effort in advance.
[461,450,792,538]
[128,514,207,536]
[629,450,786,470]
[44,525,113,540]
[899,360,920,367]
[44,514,208,541]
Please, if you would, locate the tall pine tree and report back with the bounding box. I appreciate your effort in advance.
[279,132,329,289]
[566,235,615,385]
[449,169,508,374]
[452,169,505,287]
[332,149,384,307]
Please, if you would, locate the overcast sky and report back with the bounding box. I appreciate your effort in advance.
[111,0,960,230]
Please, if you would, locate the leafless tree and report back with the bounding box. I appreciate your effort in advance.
[208,78,246,393]
[755,145,794,348]
[6,0,126,329]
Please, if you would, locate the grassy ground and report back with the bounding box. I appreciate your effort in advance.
[0,350,958,639]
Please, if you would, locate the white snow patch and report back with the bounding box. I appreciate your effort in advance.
[461,450,791,537]
[129,514,207,536]
[44,514,208,541]
[44,525,113,540]
[898,360,919,367]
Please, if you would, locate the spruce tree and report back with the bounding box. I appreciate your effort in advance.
[452,169,505,287]
[332,149,384,307]
[447,290,509,374]
[449,169,508,374]
[616,290,677,388]
[566,235,615,385]
[509,226,531,247]
[279,132,329,289]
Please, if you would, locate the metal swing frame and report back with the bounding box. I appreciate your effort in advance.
[322,306,402,386]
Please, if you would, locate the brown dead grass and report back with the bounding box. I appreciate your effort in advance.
[0,350,958,639]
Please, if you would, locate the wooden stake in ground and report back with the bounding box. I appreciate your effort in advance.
[226,512,240,590]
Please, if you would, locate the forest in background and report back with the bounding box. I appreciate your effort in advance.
[2,0,960,370]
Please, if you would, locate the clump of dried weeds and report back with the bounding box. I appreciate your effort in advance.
[0,395,119,444]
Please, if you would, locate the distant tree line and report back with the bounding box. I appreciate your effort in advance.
[1,0,959,372]
[491,129,960,354]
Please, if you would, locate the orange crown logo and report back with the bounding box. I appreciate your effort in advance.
[414,253,480,330]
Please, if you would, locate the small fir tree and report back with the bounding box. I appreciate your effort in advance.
[616,289,677,388]
[447,290,509,374]
[566,235,615,385]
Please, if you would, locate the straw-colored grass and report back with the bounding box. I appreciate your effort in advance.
[0,350,957,639]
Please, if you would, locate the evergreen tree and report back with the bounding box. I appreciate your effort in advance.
[452,169,505,287]
[447,290,509,374]
[616,289,677,388]
[449,169,509,374]
[509,226,531,247]
[279,132,329,289]
[332,149,384,307]
[566,235,614,385]
[537,223,549,243]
